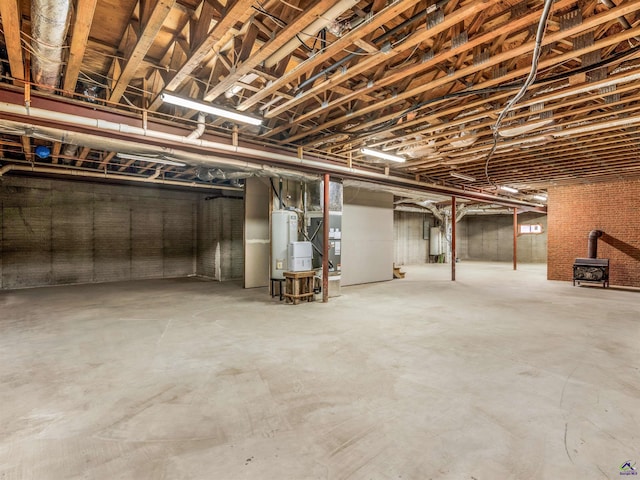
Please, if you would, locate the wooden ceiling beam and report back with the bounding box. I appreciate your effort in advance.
[236,0,423,112]
[98,152,117,170]
[63,0,98,95]
[283,0,640,145]
[0,0,25,82]
[51,142,62,165]
[334,22,640,148]
[266,0,501,122]
[147,0,256,111]
[380,84,640,155]
[364,74,640,152]
[21,136,31,160]
[272,0,575,142]
[202,1,336,102]
[109,0,177,104]
[75,146,92,167]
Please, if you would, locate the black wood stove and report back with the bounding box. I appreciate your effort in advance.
[573,258,609,287]
[572,230,609,288]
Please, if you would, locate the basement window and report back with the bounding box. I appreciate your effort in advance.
[519,224,543,234]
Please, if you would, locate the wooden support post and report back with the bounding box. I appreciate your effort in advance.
[322,174,330,303]
[232,125,239,146]
[451,196,456,282]
[513,208,518,270]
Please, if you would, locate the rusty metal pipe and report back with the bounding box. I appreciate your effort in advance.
[451,196,456,281]
[513,209,518,270]
[322,174,330,302]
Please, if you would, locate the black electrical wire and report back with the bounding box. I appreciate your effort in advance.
[339,39,640,141]
[270,177,287,208]
[484,0,554,187]
[251,5,316,53]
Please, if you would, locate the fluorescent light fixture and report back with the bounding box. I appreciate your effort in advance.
[450,171,476,182]
[161,93,262,126]
[117,153,186,167]
[361,147,405,162]
[500,185,519,194]
[533,194,547,202]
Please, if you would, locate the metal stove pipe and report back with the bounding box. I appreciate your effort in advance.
[588,229,603,259]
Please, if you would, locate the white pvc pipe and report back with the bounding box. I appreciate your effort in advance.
[187,113,207,139]
[0,101,541,208]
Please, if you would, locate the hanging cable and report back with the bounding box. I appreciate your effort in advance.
[270,178,287,209]
[484,0,555,187]
[340,41,640,141]
[251,5,315,53]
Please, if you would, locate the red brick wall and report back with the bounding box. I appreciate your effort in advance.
[547,180,640,287]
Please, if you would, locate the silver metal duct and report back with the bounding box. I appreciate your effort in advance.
[0,164,241,191]
[63,144,78,158]
[31,0,72,89]
[196,167,254,181]
[0,100,545,211]
[0,118,319,183]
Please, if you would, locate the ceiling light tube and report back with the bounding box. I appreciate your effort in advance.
[117,153,186,167]
[450,171,476,182]
[161,93,262,126]
[361,147,405,162]
[500,185,519,194]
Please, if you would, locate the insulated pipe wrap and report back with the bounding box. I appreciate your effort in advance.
[31,0,72,89]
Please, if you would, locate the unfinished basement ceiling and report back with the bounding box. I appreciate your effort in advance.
[0,0,639,200]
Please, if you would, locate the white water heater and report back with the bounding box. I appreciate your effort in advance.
[271,210,298,279]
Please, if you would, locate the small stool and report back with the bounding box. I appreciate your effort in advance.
[270,278,285,301]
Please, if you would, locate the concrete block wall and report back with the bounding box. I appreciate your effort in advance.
[0,177,245,289]
[548,180,640,287]
[394,211,433,265]
[457,213,547,263]
[197,196,245,281]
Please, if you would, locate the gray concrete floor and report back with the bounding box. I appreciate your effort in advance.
[1,262,638,480]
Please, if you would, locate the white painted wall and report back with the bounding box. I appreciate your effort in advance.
[341,187,394,286]
[244,177,270,288]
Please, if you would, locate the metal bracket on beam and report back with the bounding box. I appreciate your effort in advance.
[560,9,582,31]
[474,49,490,66]
[452,32,468,49]
[427,9,444,29]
